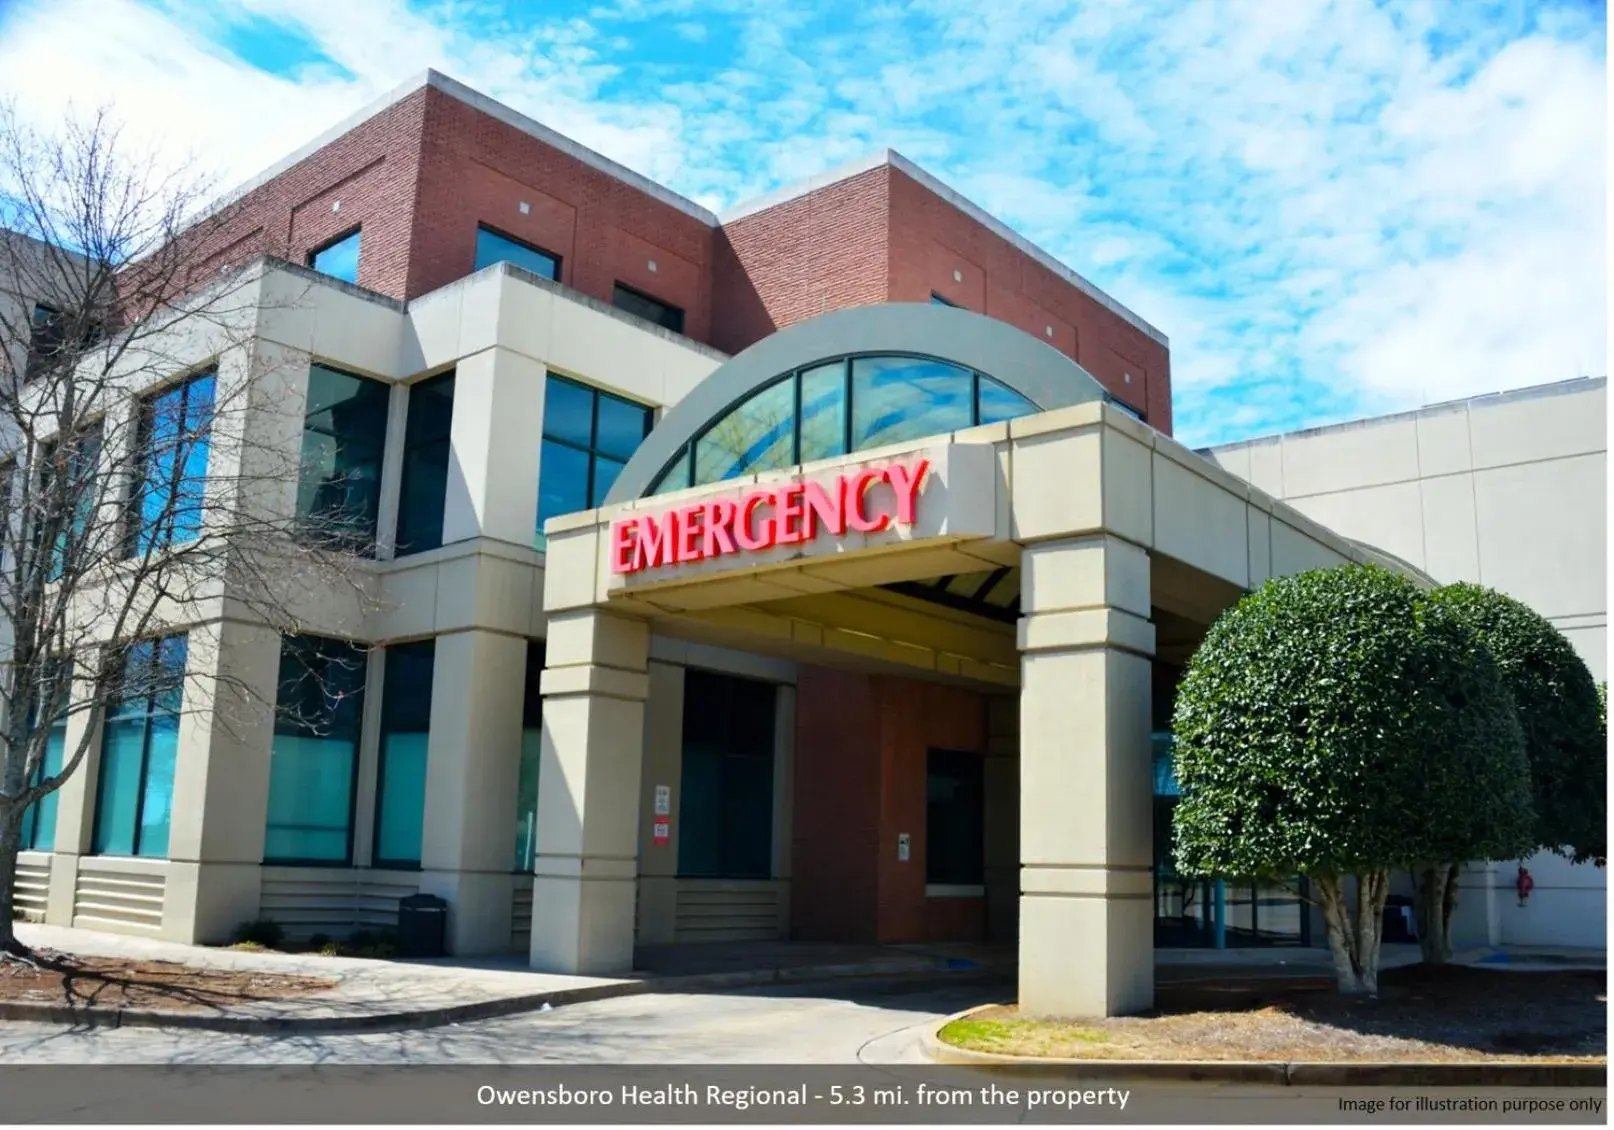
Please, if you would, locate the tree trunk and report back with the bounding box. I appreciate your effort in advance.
[1315,873,1374,994]
[1354,870,1389,995]
[1412,862,1463,964]
[0,804,23,954]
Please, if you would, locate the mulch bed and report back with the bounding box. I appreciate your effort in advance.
[0,953,339,1013]
[943,965,1607,1063]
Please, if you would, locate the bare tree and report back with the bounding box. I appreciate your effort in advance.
[0,103,374,956]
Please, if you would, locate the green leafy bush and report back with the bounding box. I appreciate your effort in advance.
[1428,583,1604,865]
[231,917,285,949]
[1171,563,1529,992]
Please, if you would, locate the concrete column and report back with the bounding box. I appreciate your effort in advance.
[440,346,546,547]
[42,662,105,924]
[635,660,685,945]
[530,608,650,974]
[165,619,281,943]
[418,629,526,955]
[1017,534,1155,1017]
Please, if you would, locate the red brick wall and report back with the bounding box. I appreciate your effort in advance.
[791,666,987,944]
[405,89,716,341]
[873,677,987,944]
[791,666,882,942]
[709,167,890,356]
[885,167,1172,433]
[120,89,429,317]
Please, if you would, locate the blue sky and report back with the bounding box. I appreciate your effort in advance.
[0,0,1605,446]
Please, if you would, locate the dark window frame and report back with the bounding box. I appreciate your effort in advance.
[611,282,685,334]
[648,351,1040,494]
[372,638,435,871]
[123,370,216,558]
[538,374,653,538]
[307,227,363,284]
[262,633,369,867]
[296,362,391,556]
[925,747,985,888]
[474,224,561,282]
[676,668,778,881]
[90,633,189,859]
[393,370,456,555]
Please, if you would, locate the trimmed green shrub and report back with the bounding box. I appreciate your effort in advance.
[1427,584,1604,865]
[1172,564,1529,994]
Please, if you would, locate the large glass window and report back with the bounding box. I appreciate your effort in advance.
[374,640,434,869]
[92,635,187,858]
[395,371,455,555]
[647,354,1042,496]
[474,226,559,281]
[263,635,368,864]
[20,662,71,852]
[297,364,390,554]
[513,640,545,872]
[926,748,984,887]
[39,423,102,580]
[851,356,973,450]
[694,377,794,487]
[537,375,651,542]
[308,229,361,285]
[126,371,215,556]
[677,670,775,880]
[612,283,684,334]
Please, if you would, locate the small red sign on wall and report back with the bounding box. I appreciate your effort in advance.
[652,820,670,846]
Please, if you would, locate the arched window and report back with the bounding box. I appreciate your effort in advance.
[650,353,1038,494]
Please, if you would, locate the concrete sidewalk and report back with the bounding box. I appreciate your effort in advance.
[7,923,1008,1034]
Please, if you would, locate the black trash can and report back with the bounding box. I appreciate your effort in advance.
[1382,895,1417,943]
[397,893,448,958]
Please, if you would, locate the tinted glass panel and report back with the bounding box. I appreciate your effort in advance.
[126,372,214,556]
[595,393,650,462]
[542,376,594,449]
[91,634,187,858]
[537,376,651,542]
[677,670,775,880]
[797,362,847,463]
[693,377,795,487]
[612,284,684,334]
[473,226,558,280]
[264,635,368,863]
[977,374,1039,426]
[42,424,102,581]
[851,356,973,452]
[375,641,434,867]
[21,722,67,851]
[926,748,984,885]
[298,365,389,553]
[591,456,625,507]
[309,229,361,284]
[537,440,590,530]
[513,641,545,872]
[395,372,455,554]
[650,448,691,495]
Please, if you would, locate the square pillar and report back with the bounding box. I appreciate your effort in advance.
[634,660,685,946]
[165,620,281,943]
[1018,535,1155,1017]
[440,346,546,547]
[418,629,526,955]
[530,608,650,975]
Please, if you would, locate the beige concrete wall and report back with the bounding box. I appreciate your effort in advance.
[1210,378,1608,951]
[1209,379,1607,680]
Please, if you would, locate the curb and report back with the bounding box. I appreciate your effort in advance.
[0,956,1004,1036]
[920,1004,1608,1087]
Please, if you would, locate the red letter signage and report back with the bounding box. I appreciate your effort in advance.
[610,458,931,576]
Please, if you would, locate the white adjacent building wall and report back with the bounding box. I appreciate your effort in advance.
[1209,377,1608,951]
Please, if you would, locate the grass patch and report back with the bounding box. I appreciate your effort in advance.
[935,967,1607,1063]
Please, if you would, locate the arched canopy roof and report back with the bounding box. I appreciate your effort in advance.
[604,302,1111,504]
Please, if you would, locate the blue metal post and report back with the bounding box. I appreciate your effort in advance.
[1213,880,1227,949]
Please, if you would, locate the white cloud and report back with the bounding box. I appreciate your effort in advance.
[0,0,1601,444]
